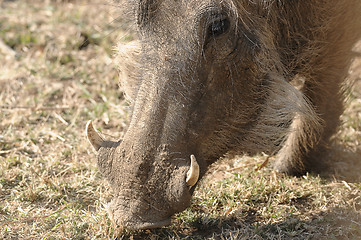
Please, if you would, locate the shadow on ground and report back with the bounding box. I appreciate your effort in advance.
[120,205,361,239]
[321,143,361,183]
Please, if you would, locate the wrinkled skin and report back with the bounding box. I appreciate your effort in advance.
[87,0,361,230]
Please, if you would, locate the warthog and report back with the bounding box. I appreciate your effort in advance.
[86,0,361,230]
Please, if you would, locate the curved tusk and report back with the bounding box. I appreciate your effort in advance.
[86,120,104,151]
[186,155,200,187]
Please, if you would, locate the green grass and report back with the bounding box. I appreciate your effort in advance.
[1,0,361,239]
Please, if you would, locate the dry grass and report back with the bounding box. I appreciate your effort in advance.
[0,0,360,239]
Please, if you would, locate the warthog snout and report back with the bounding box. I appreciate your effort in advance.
[86,121,198,229]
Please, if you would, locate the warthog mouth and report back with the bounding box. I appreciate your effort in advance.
[107,199,174,230]
[113,216,172,230]
[131,218,172,230]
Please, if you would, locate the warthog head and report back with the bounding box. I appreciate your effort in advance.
[86,0,324,230]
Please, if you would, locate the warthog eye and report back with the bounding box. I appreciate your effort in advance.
[208,18,230,38]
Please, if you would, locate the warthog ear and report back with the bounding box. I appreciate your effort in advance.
[86,120,104,151]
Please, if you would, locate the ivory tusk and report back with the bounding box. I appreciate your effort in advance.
[86,120,104,151]
[186,155,200,187]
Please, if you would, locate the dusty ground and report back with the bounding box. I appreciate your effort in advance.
[0,0,360,239]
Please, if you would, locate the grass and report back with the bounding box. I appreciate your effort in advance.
[0,0,360,239]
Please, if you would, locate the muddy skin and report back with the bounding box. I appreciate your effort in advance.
[87,0,361,230]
